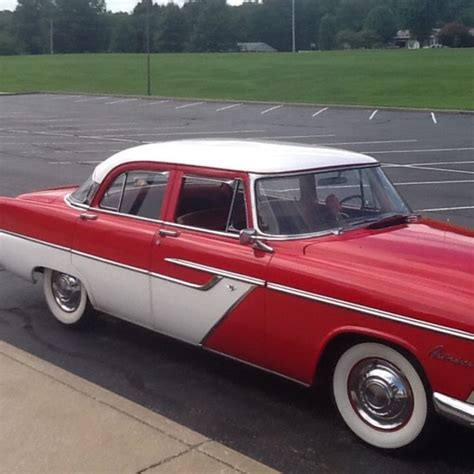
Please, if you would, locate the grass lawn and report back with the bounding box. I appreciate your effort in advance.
[0,49,473,110]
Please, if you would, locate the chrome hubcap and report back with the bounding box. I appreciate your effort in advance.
[348,358,414,431]
[51,271,82,313]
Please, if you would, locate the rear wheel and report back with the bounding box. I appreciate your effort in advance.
[332,342,432,450]
[43,269,96,328]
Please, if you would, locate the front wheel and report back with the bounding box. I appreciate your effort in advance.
[332,342,432,450]
[43,269,96,328]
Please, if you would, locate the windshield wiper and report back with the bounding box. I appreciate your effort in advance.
[366,213,414,229]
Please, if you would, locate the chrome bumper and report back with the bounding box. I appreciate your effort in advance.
[433,392,474,429]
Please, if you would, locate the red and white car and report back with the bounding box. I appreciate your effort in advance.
[0,140,472,450]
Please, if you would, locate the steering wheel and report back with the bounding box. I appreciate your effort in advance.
[339,194,365,215]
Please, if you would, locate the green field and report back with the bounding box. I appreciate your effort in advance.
[1,49,473,110]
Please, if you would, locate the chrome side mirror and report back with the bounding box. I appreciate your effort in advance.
[239,229,274,253]
[239,228,257,246]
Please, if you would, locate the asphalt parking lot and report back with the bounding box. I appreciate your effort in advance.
[1,94,473,473]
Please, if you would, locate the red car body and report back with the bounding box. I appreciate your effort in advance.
[0,140,472,450]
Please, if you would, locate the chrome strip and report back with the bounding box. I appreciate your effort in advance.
[433,392,474,429]
[165,258,266,287]
[200,287,255,346]
[0,230,70,253]
[268,283,474,342]
[204,347,310,387]
[164,221,240,239]
[150,271,223,291]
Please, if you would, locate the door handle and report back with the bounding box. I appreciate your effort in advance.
[159,229,180,238]
[79,213,98,221]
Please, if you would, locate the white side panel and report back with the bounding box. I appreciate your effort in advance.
[151,276,253,345]
[0,232,71,282]
[71,254,152,330]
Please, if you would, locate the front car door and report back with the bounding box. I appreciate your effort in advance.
[71,164,171,330]
[150,168,272,367]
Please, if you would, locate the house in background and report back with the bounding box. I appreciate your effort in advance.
[237,42,277,52]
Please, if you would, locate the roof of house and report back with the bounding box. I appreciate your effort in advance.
[92,140,378,183]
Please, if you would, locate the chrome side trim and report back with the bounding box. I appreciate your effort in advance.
[204,347,310,387]
[150,271,222,291]
[268,283,474,342]
[433,392,474,429]
[165,258,266,287]
[0,230,70,253]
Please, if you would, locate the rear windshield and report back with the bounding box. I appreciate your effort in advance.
[70,176,99,205]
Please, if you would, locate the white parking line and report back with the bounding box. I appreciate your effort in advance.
[175,102,204,109]
[369,110,378,120]
[416,205,474,212]
[106,98,137,105]
[74,97,108,103]
[394,179,474,186]
[366,147,474,155]
[142,100,170,106]
[383,163,474,175]
[431,113,438,125]
[405,160,474,166]
[102,129,267,138]
[216,103,242,112]
[255,134,335,140]
[318,139,418,146]
[261,105,283,115]
[312,107,328,118]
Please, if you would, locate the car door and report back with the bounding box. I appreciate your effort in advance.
[150,170,272,367]
[71,166,170,330]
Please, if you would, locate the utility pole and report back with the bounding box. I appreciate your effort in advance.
[292,0,296,53]
[49,18,54,55]
[145,0,151,96]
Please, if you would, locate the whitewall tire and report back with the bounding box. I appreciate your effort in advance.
[43,269,96,328]
[333,342,430,450]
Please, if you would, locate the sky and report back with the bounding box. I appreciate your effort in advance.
[0,0,245,13]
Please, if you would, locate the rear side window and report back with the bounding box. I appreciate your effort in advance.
[175,176,247,233]
[100,171,169,220]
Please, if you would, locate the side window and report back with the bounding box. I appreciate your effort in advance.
[100,171,169,220]
[175,176,247,233]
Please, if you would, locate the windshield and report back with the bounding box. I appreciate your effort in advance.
[69,176,99,205]
[255,166,410,236]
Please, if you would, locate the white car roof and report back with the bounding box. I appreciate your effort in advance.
[92,140,378,183]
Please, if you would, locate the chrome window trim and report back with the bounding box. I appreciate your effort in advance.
[249,164,381,240]
[268,282,474,341]
[165,258,266,287]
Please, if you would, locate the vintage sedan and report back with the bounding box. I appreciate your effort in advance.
[0,140,472,450]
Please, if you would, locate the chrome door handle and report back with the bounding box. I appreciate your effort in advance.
[79,213,98,221]
[159,229,180,238]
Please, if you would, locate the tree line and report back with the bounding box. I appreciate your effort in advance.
[0,0,473,56]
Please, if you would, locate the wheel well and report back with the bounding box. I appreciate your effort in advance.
[32,266,45,283]
[313,332,432,395]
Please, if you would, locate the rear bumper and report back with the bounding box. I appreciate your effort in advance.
[433,392,474,429]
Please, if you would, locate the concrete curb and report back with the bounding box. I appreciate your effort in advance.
[0,341,278,473]
[4,91,474,115]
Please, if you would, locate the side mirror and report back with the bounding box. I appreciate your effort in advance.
[239,229,274,253]
[239,228,257,246]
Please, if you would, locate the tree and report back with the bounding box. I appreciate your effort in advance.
[398,0,440,42]
[109,13,139,53]
[188,0,236,52]
[438,21,474,47]
[318,13,337,50]
[364,6,397,43]
[14,0,54,54]
[54,0,107,53]
[155,4,188,52]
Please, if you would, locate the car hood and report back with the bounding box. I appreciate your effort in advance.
[301,219,474,334]
[17,186,77,204]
